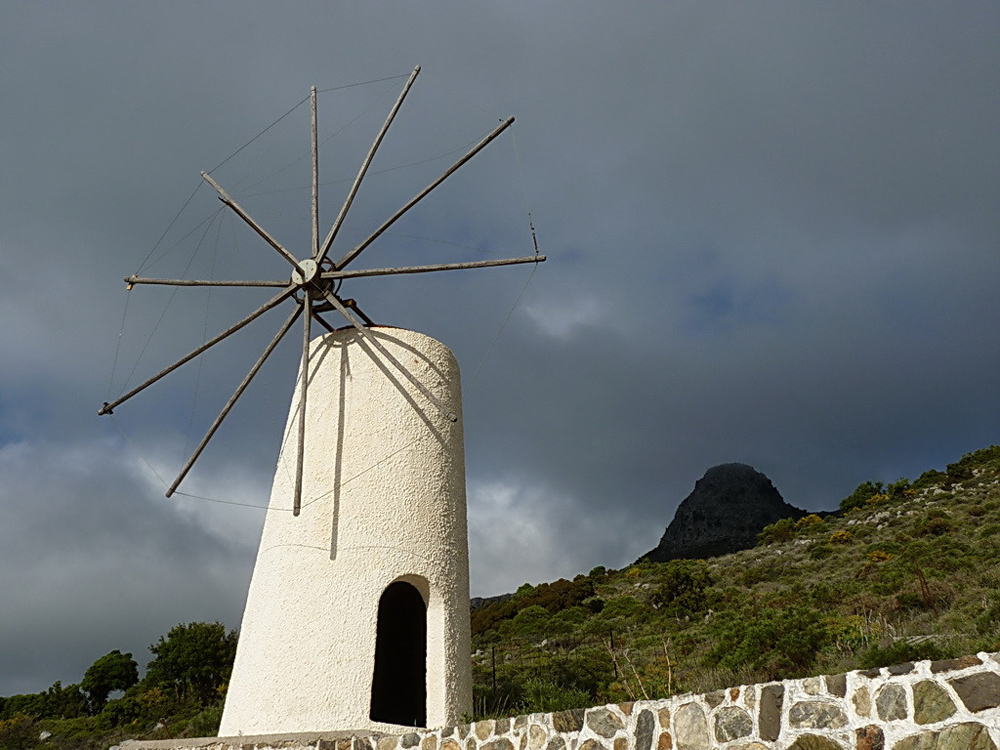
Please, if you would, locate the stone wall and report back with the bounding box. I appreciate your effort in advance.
[123,651,1000,750]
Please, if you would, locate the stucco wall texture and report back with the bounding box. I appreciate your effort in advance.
[219,328,472,736]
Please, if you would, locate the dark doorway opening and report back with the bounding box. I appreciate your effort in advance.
[370,580,427,726]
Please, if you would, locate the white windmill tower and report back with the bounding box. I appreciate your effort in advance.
[99,67,544,734]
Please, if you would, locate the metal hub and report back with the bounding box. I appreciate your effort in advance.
[291,258,319,286]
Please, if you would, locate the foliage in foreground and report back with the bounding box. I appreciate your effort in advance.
[0,622,236,749]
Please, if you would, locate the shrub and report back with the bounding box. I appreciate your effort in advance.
[758,518,796,545]
[517,678,590,713]
[809,543,834,560]
[840,481,885,512]
[830,530,853,544]
[0,714,35,750]
[912,469,947,491]
[886,478,913,502]
[915,516,953,537]
[707,606,831,678]
[859,640,944,670]
[867,550,894,563]
[650,560,713,616]
[796,514,825,531]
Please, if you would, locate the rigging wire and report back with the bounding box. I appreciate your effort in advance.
[134,180,204,276]
[183,213,224,461]
[207,96,309,175]
[240,80,400,196]
[117,208,225,398]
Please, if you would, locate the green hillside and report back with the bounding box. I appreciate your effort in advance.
[469,445,1000,716]
[3,446,999,748]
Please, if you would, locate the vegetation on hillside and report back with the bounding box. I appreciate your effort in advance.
[467,445,1000,716]
[3,446,999,746]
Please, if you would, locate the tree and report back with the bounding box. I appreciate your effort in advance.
[145,622,238,703]
[81,650,138,713]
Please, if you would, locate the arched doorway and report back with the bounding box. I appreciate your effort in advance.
[370,580,426,726]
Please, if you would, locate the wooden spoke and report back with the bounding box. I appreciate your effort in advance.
[166,305,303,497]
[311,310,339,335]
[320,255,546,281]
[311,85,320,259]
[201,171,304,274]
[98,285,296,416]
[318,289,457,422]
[294,289,312,515]
[334,116,514,271]
[125,276,289,288]
[316,66,421,266]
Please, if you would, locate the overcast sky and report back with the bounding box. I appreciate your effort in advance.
[2,2,999,696]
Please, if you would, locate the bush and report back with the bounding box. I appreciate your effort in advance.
[915,516,953,537]
[830,530,853,544]
[796,514,825,531]
[650,560,713,616]
[859,640,944,669]
[840,481,885,512]
[707,606,831,678]
[758,518,796,545]
[0,714,36,750]
[517,678,590,713]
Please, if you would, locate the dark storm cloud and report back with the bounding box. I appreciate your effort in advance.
[1,1,999,692]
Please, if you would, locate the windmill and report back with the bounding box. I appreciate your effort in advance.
[98,65,544,514]
[99,67,545,735]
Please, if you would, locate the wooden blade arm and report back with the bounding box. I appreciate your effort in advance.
[334,116,515,271]
[98,285,296,416]
[320,255,545,281]
[293,289,312,515]
[201,171,304,274]
[125,276,289,288]
[316,66,421,266]
[166,305,303,497]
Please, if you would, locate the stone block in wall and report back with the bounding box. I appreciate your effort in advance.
[824,674,847,698]
[786,735,846,750]
[528,724,547,750]
[948,671,1000,713]
[852,686,871,718]
[874,683,907,722]
[703,691,725,708]
[672,703,709,750]
[656,707,670,730]
[712,706,752,742]
[635,709,656,750]
[789,701,848,730]
[552,710,585,734]
[585,708,623,738]
[895,722,997,750]
[912,680,956,725]
[475,721,495,740]
[930,655,982,673]
[855,725,884,750]
[758,684,784,742]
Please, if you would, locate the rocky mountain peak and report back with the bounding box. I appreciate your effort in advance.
[640,462,806,562]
